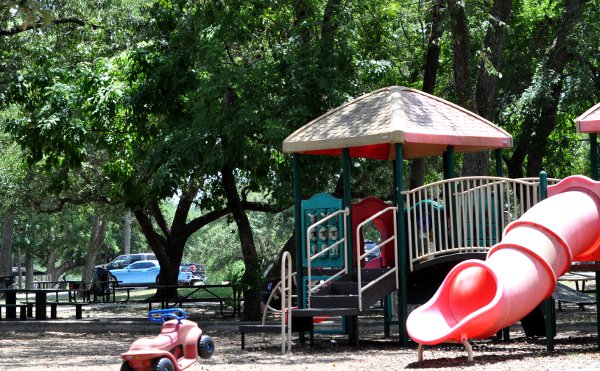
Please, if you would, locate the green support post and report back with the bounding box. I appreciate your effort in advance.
[293,154,306,345]
[445,146,455,179]
[444,146,458,246]
[591,134,598,180]
[540,171,556,352]
[293,155,304,308]
[342,148,358,346]
[495,149,503,177]
[395,143,408,346]
[342,149,354,271]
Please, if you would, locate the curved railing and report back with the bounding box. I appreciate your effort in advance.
[305,208,349,305]
[403,176,560,271]
[355,206,398,311]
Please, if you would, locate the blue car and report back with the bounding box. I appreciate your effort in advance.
[109,260,193,285]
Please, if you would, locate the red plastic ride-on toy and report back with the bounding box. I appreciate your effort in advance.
[120,308,214,371]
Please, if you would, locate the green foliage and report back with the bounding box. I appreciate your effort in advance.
[2,0,600,284]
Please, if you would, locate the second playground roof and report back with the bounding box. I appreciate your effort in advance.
[576,101,600,133]
[283,86,512,160]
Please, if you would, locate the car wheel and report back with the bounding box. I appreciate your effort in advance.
[120,361,134,371]
[197,335,214,359]
[153,357,175,371]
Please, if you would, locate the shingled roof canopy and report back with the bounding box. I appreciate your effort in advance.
[576,102,600,134]
[283,86,512,160]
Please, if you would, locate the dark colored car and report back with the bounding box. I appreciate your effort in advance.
[182,263,206,285]
[364,240,381,262]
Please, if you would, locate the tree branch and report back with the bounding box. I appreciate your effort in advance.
[0,17,99,37]
[150,201,171,236]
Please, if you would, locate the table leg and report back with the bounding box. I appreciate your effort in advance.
[35,292,47,320]
[5,292,16,319]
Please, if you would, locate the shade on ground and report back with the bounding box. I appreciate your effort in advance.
[283,86,512,160]
[576,102,600,133]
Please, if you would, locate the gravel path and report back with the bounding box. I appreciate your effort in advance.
[0,302,599,370]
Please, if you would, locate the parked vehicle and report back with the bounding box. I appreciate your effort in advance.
[364,240,380,262]
[181,263,206,285]
[97,253,157,271]
[110,260,193,285]
[120,308,214,371]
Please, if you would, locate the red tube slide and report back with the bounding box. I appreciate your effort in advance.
[407,176,600,346]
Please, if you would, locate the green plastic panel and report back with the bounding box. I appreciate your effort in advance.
[301,193,345,268]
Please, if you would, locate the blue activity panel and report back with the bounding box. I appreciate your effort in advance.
[301,193,345,268]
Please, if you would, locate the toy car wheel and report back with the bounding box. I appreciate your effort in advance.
[153,357,175,371]
[120,361,134,371]
[197,335,214,359]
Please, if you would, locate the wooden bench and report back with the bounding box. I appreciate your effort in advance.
[239,317,314,350]
[48,302,88,319]
[552,282,596,311]
[22,302,88,319]
[0,304,27,320]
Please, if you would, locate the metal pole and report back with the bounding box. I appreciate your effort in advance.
[591,134,598,181]
[293,155,303,308]
[395,143,408,345]
[292,154,306,345]
[495,149,503,177]
[342,149,353,270]
[342,149,358,346]
[539,171,555,352]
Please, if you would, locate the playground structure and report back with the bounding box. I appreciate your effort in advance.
[407,175,600,360]
[264,87,600,359]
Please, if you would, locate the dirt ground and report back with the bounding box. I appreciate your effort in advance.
[1,301,600,370]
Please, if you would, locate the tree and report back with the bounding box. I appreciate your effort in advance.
[506,0,588,178]
[446,0,513,176]
[411,0,446,188]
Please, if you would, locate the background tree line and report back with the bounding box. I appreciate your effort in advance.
[0,0,598,319]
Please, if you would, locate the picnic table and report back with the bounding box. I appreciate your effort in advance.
[144,284,241,316]
[0,288,71,320]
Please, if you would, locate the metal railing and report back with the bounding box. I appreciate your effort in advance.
[305,208,349,306]
[280,251,292,353]
[355,206,398,311]
[403,176,560,271]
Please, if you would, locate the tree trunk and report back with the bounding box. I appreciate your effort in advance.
[124,210,131,255]
[411,0,446,188]
[46,250,60,282]
[25,255,34,288]
[222,164,262,321]
[475,0,513,120]
[448,0,474,111]
[82,210,108,284]
[448,0,490,177]
[507,0,586,178]
[449,0,514,177]
[133,183,230,300]
[0,213,14,278]
[134,207,181,299]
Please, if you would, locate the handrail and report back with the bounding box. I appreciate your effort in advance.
[259,271,297,347]
[355,206,398,311]
[280,251,292,353]
[305,208,349,306]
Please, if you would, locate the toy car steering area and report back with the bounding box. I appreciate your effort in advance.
[148,308,188,324]
[120,308,214,371]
